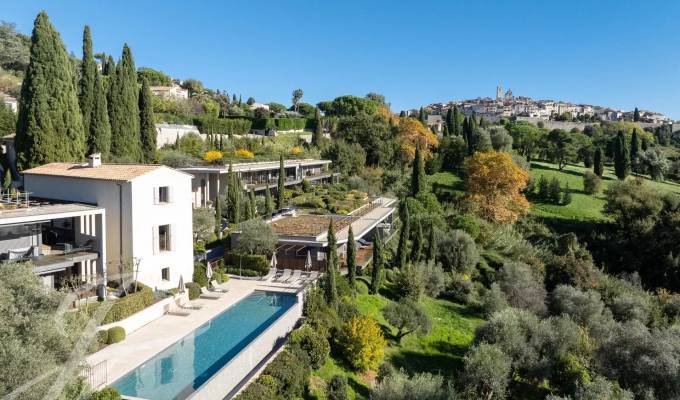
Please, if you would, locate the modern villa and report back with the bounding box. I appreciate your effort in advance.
[180,158,338,208]
[22,154,195,290]
[0,191,106,289]
[231,197,398,271]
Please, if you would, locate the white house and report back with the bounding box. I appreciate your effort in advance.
[150,84,189,100]
[155,123,204,148]
[22,155,194,290]
[2,96,17,113]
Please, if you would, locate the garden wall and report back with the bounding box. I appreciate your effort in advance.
[97,292,188,335]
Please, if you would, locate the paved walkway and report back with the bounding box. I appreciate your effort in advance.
[87,277,306,385]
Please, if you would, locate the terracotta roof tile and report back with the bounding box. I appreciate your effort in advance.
[22,163,166,182]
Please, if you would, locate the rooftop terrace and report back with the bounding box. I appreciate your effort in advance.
[0,189,102,223]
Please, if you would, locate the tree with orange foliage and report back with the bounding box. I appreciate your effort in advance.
[464,151,529,223]
[397,118,438,163]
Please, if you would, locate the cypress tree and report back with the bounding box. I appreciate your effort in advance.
[418,107,425,125]
[594,147,603,176]
[16,11,87,169]
[641,137,649,151]
[312,108,323,147]
[442,124,449,137]
[103,55,115,76]
[226,162,241,224]
[325,220,338,305]
[347,225,356,290]
[411,145,425,197]
[446,107,454,134]
[79,26,96,135]
[277,155,285,209]
[139,78,156,163]
[88,71,111,158]
[425,224,436,263]
[633,107,640,122]
[630,128,639,172]
[265,185,274,218]
[452,106,461,136]
[214,196,222,238]
[411,220,423,263]
[108,44,141,161]
[3,169,11,189]
[249,189,257,217]
[614,131,630,180]
[396,202,410,269]
[370,232,383,295]
[244,196,253,220]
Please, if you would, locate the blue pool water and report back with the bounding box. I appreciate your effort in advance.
[112,291,297,400]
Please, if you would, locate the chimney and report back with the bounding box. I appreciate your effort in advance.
[88,153,102,168]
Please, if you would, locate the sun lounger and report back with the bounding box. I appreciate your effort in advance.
[287,269,302,283]
[302,270,320,283]
[210,280,228,293]
[200,287,222,299]
[176,299,203,310]
[260,268,277,281]
[274,269,292,282]
[166,302,191,316]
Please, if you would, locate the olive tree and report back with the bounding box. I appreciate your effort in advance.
[234,219,278,255]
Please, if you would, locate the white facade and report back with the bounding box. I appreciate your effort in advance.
[150,84,189,100]
[2,96,17,113]
[155,124,204,148]
[23,164,194,290]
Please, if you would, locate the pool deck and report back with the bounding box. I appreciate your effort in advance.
[86,277,306,387]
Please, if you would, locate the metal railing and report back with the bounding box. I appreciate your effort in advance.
[81,360,107,390]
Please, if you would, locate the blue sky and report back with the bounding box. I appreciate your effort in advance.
[4,1,680,118]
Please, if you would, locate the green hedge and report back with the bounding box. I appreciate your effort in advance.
[101,283,154,324]
[251,118,307,131]
[107,327,126,344]
[225,253,269,275]
[194,117,252,135]
[186,282,201,300]
[193,262,209,288]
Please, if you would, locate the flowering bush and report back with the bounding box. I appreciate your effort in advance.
[203,150,223,164]
[338,316,386,371]
[235,149,255,159]
[291,146,302,156]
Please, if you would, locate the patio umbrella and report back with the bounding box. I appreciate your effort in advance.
[178,275,185,293]
[270,252,278,269]
[305,251,312,271]
[206,263,213,280]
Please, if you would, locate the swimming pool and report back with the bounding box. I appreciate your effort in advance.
[112,291,297,400]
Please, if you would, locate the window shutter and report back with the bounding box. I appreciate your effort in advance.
[169,225,175,251]
[152,226,159,254]
[167,186,174,203]
[153,187,159,204]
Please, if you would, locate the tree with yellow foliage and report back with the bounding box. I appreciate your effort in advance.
[338,316,386,371]
[464,151,529,223]
[397,117,438,163]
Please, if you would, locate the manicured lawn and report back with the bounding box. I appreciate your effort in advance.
[530,161,680,221]
[428,171,465,201]
[308,279,484,399]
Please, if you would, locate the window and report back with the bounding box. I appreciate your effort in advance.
[155,186,170,204]
[159,224,171,251]
[161,267,170,281]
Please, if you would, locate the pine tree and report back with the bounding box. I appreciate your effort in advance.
[277,154,285,209]
[312,108,323,147]
[425,224,436,263]
[411,145,425,197]
[411,220,423,263]
[396,202,410,269]
[108,44,141,161]
[630,128,639,173]
[79,26,96,135]
[562,183,572,205]
[537,175,550,199]
[548,178,562,204]
[139,78,156,163]
[15,11,87,169]
[214,196,222,238]
[347,225,356,290]
[593,147,603,176]
[88,71,111,158]
[370,232,383,295]
[265,185,274,218]
[614,131,630,180]
[324,220,338,305]
[633,107,640,122]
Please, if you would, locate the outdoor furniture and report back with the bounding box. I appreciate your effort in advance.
[302,271,320,283]
[287,269,302,283]
[274,269,292,282]
[200,287,222,299]
[210,280,228,293]
[358,238,371,247]
[260,268,276,281]
[176,299,203,310]
[166,302,191,316]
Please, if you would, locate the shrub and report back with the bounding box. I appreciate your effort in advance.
[90,387,122,400]
[327,375,349,400]
[461,343,512,400]
[371,369,454,400]
[497,261,547,316]
[383,299,431,343]
[96,329,109,346]
[235,148,255,159]
[186,282,201,300]
[394,264,424,301]
[225,253,269,275]
[193,262,209,287]
[262,349,309,398]
[437,229,479,273]
[449,213,482,239]
[288,324,330,369]
[338,316,386,371]
[101,283,154,324]
[203,150,223,163]
[583,171,602,195]
[107,327,126,344]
